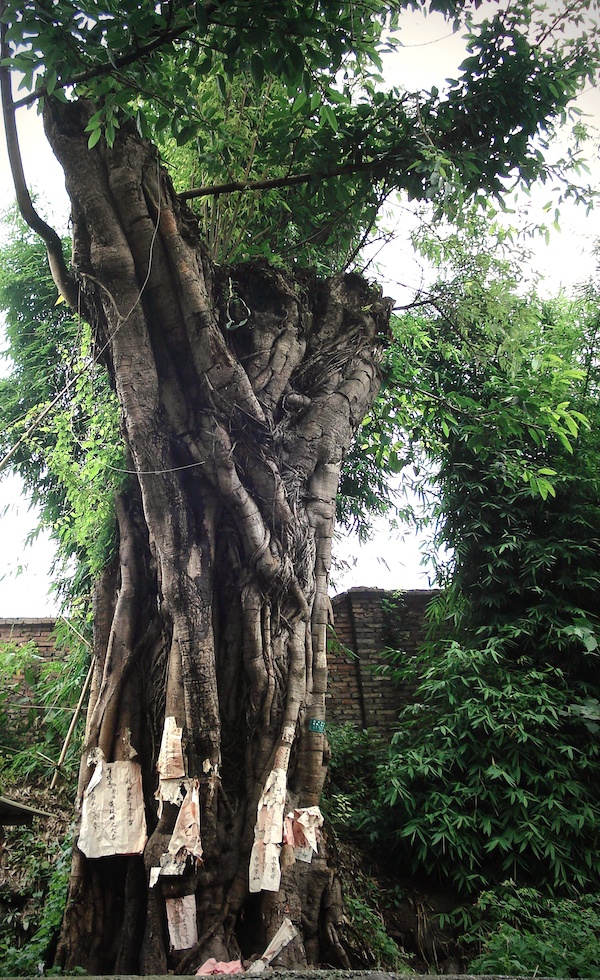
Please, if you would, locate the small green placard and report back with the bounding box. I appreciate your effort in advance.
[308,718,325,733]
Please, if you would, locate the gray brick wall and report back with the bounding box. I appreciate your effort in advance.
[328,588,437,736]
[0,593,437,739]
[0,618,61,657]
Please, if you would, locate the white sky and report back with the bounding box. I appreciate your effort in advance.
[1,6,600,613]
[0,100,68,616]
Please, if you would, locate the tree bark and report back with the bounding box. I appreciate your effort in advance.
[45,99,391,974]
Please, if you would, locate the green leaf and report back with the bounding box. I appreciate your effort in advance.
[216,73,228,100]
[45,68,57,95]
[194,1,208,30]
[320,104,338,132]
[250,53,264,88]
[292,92,308,114]
[87,127,102,149]
[286,42,304,80]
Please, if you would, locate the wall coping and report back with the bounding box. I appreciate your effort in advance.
[0,617,58,625]
[332,587,438,603]
[0,591,440,628]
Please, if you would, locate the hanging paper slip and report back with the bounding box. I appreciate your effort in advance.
[166,894,198,950]
[79,759,147,858]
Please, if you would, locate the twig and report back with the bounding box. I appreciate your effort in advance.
[50,660,93,790]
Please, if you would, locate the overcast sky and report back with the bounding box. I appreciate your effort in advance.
[1,6,600,615]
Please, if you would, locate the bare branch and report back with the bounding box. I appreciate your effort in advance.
[179,158,387,201]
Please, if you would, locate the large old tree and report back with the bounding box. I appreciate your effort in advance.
[1,0,598,973]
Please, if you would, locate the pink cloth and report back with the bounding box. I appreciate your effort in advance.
[196,958,244,975]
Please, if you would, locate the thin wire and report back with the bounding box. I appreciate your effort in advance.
[105,459,205,476]
[399,31,455,48]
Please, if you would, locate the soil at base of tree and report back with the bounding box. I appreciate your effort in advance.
[5,972,585,980]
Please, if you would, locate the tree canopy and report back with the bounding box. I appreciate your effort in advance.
[2,0,599,282]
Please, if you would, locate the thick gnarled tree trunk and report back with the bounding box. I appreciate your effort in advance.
[44,99,390,974]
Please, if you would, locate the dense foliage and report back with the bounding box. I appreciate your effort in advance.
[0,632,87,782]
[0,630,82,978]
[467,885,600,977]
[5,0,598,218]
[0,819,73,978]
[364,229,600,892]
[0,213,125,609]
[376,641,600,893]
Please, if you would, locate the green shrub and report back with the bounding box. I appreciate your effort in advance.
[0,629,88,783]
[324,724,385,836]
[466,884,600,978]
[0,822,73,977]
[368,640,600,895]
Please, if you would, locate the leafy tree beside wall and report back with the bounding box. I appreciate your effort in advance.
[368,229,600,899]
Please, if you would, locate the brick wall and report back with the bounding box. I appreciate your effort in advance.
[328,588,437,735]
[0,619,68,744]
[0,618,61,657]
[0,593,437,738]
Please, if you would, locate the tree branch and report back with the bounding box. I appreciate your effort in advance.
[0,10,78,308]
[179,157,387,201]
